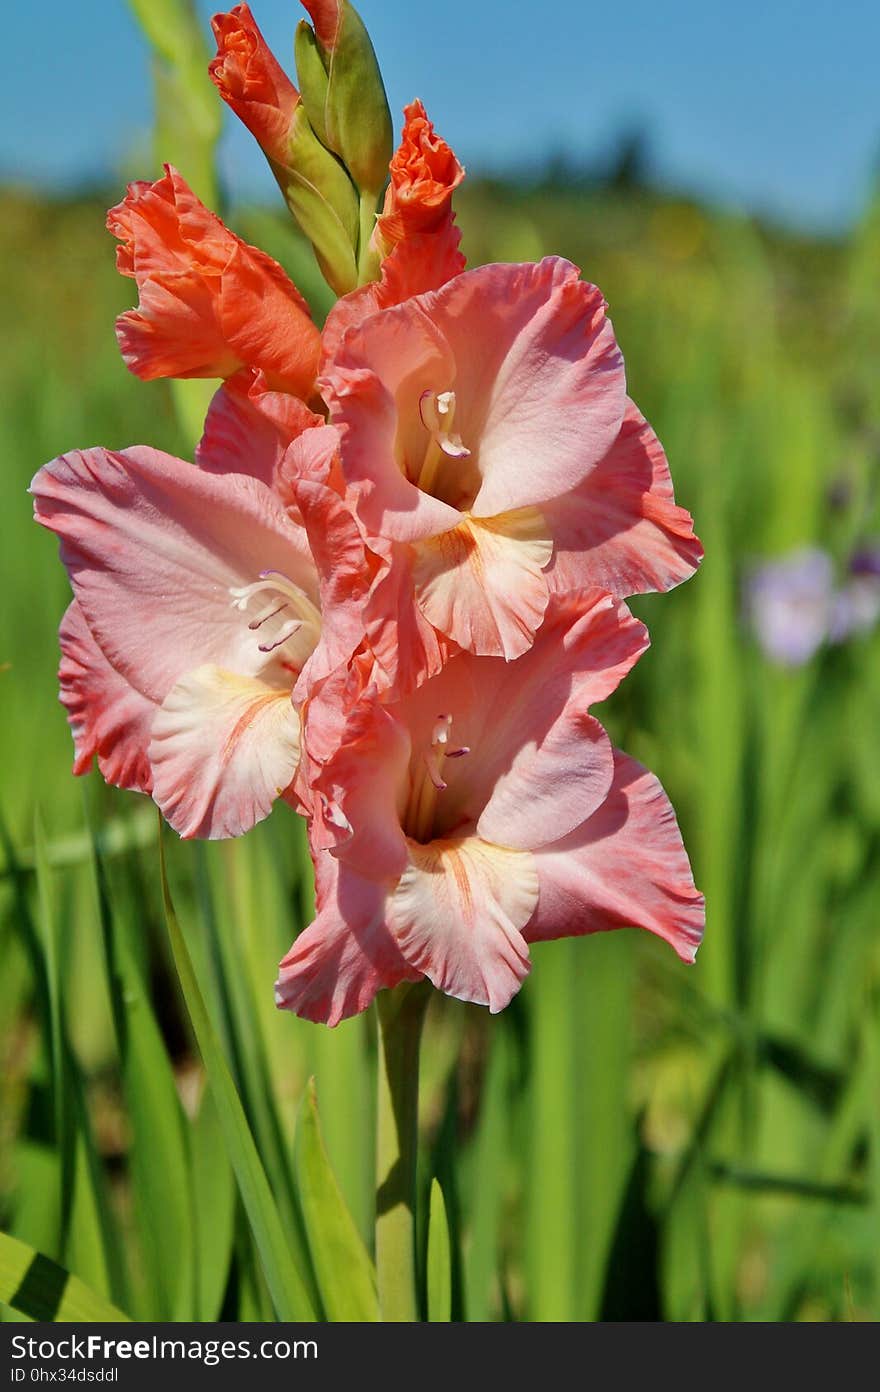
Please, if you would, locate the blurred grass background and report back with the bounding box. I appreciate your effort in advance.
[1,155,879,1321]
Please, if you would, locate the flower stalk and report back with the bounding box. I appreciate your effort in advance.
[375,980,431,1321]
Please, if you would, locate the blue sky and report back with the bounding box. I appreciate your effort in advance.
[3,0,878,231]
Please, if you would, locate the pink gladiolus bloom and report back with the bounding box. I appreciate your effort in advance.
[277,591,704,1024]
[320,256,702,662]
[30,442,364,838]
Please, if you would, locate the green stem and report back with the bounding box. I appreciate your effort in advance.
[357,188,381,284]
[375,981,430,1321]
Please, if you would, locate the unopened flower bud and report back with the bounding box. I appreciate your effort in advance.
[211,4,360,296]
[297,0,393,198]
[210,4,300,167]
[284,104,360,295]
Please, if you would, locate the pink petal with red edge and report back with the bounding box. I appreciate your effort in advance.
[387,836,538,1012]
[276,854,420,1026]
[197,368,320,487]
[529,751,704,962]
[58,602,155,794]
[31,445,316,706]
[365,537,454,695]
[149,665,301,839]
[290,480,373,695]
[544,401,703,598]
[304,679,411,880]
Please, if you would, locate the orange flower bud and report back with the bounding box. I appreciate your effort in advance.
[209,4,300,167]
[374,101,465,258]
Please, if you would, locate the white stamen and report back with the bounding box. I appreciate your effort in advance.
[229,570,321,664]
[258,618,304,653]
[418,390,471,496]
[248,601,285,630]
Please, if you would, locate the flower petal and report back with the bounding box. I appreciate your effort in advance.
[321,303,462,542]
[275,853,420,1025]
[58,602,156,794]
[109,166,320,394]
[149,665,301,839]
[374,98,465,250]
[303,681,411,880]
[529,751,704,962]
[31,445,316,706]
[387,836,538,1012]
[412,510,552,659]
[197,368,320,486]
[209,4,300,166]
[289,471,372,694]
[429,257,626,517]
[365,537,455,695]
[399,589,645,848]
[544,401,703,598]
[322,229,466,362]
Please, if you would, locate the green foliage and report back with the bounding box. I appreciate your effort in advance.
[1,172,879,1322]
[0,1233,129,1323]
[294,1080,379,1321]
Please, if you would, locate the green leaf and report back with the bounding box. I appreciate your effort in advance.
[33,813,74,1254]
[0,1232,129,1323]
[90,823,195,1320]
[190,1089,236,1322]
[427,1179,452,1323]
[158,831,316,1322]
[294,1078,379,1321]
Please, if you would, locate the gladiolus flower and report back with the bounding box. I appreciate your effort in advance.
[321,100,467,357]
[374,99,465,255]
[108,166,321,398]
[321,255,701,662]
[197,368,322,491]
[276,591,704,1024]
[30,443,363,838]
[210,4,301,167]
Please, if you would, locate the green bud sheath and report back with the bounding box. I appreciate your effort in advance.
[314,1,393,199]
[273,105,360,297]
[294,20,331,151]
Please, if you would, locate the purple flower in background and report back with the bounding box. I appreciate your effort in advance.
[745,548,835,665]
[744,543,880,666]
[831,542,880,641]
[849,544,880,580]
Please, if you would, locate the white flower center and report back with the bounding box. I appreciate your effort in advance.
[229,570,321,672]
[403,713,470,843]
